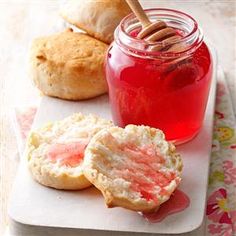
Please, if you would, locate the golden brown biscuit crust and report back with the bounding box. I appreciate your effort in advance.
[60,0,131,44]
[30,29,108,100]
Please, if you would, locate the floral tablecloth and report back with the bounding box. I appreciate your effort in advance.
[12,70,236,236]
[205,71,236,236]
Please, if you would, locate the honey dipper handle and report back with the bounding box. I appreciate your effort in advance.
[126,0,151,27]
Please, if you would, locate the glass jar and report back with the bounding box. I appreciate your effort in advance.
[105,9,212,144]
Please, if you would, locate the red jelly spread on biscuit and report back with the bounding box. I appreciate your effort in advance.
[123,144,175,197]
[47,141,88,167]
[110,136,178,203]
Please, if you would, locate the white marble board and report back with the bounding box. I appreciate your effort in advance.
[8,46,217,235]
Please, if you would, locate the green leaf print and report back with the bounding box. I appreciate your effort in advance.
[209,171,225,185]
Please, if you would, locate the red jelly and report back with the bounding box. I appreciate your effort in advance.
[47,141,88,167]
[105,9,212,144]
[142,189,190,222]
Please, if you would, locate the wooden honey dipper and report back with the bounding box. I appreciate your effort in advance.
[126,0,185,52]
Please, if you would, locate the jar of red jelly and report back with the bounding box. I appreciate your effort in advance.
[105,9,212,144]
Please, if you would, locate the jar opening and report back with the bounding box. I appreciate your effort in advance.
[115,8,203,58]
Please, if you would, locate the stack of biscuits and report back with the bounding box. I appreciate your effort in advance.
[29,0,131,100]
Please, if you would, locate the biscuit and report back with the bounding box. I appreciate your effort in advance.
[29,29,108,100]
[27,113,113,190]
[83,125,183,212]
[60,0,131,44]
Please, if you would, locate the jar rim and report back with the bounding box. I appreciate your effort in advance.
[116,8,203,57]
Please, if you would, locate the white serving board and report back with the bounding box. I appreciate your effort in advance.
[9,46,217,235]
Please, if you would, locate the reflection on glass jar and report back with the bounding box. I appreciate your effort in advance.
[105,9,212,144]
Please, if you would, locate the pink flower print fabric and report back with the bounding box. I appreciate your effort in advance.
[206,73,236,236]
[207,188,231,224]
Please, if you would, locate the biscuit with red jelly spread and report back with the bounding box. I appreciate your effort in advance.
[83,125,183,212]
[27,113,113,190]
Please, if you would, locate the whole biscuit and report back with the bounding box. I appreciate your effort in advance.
[60,0,131,44]
[29,29,108,100]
